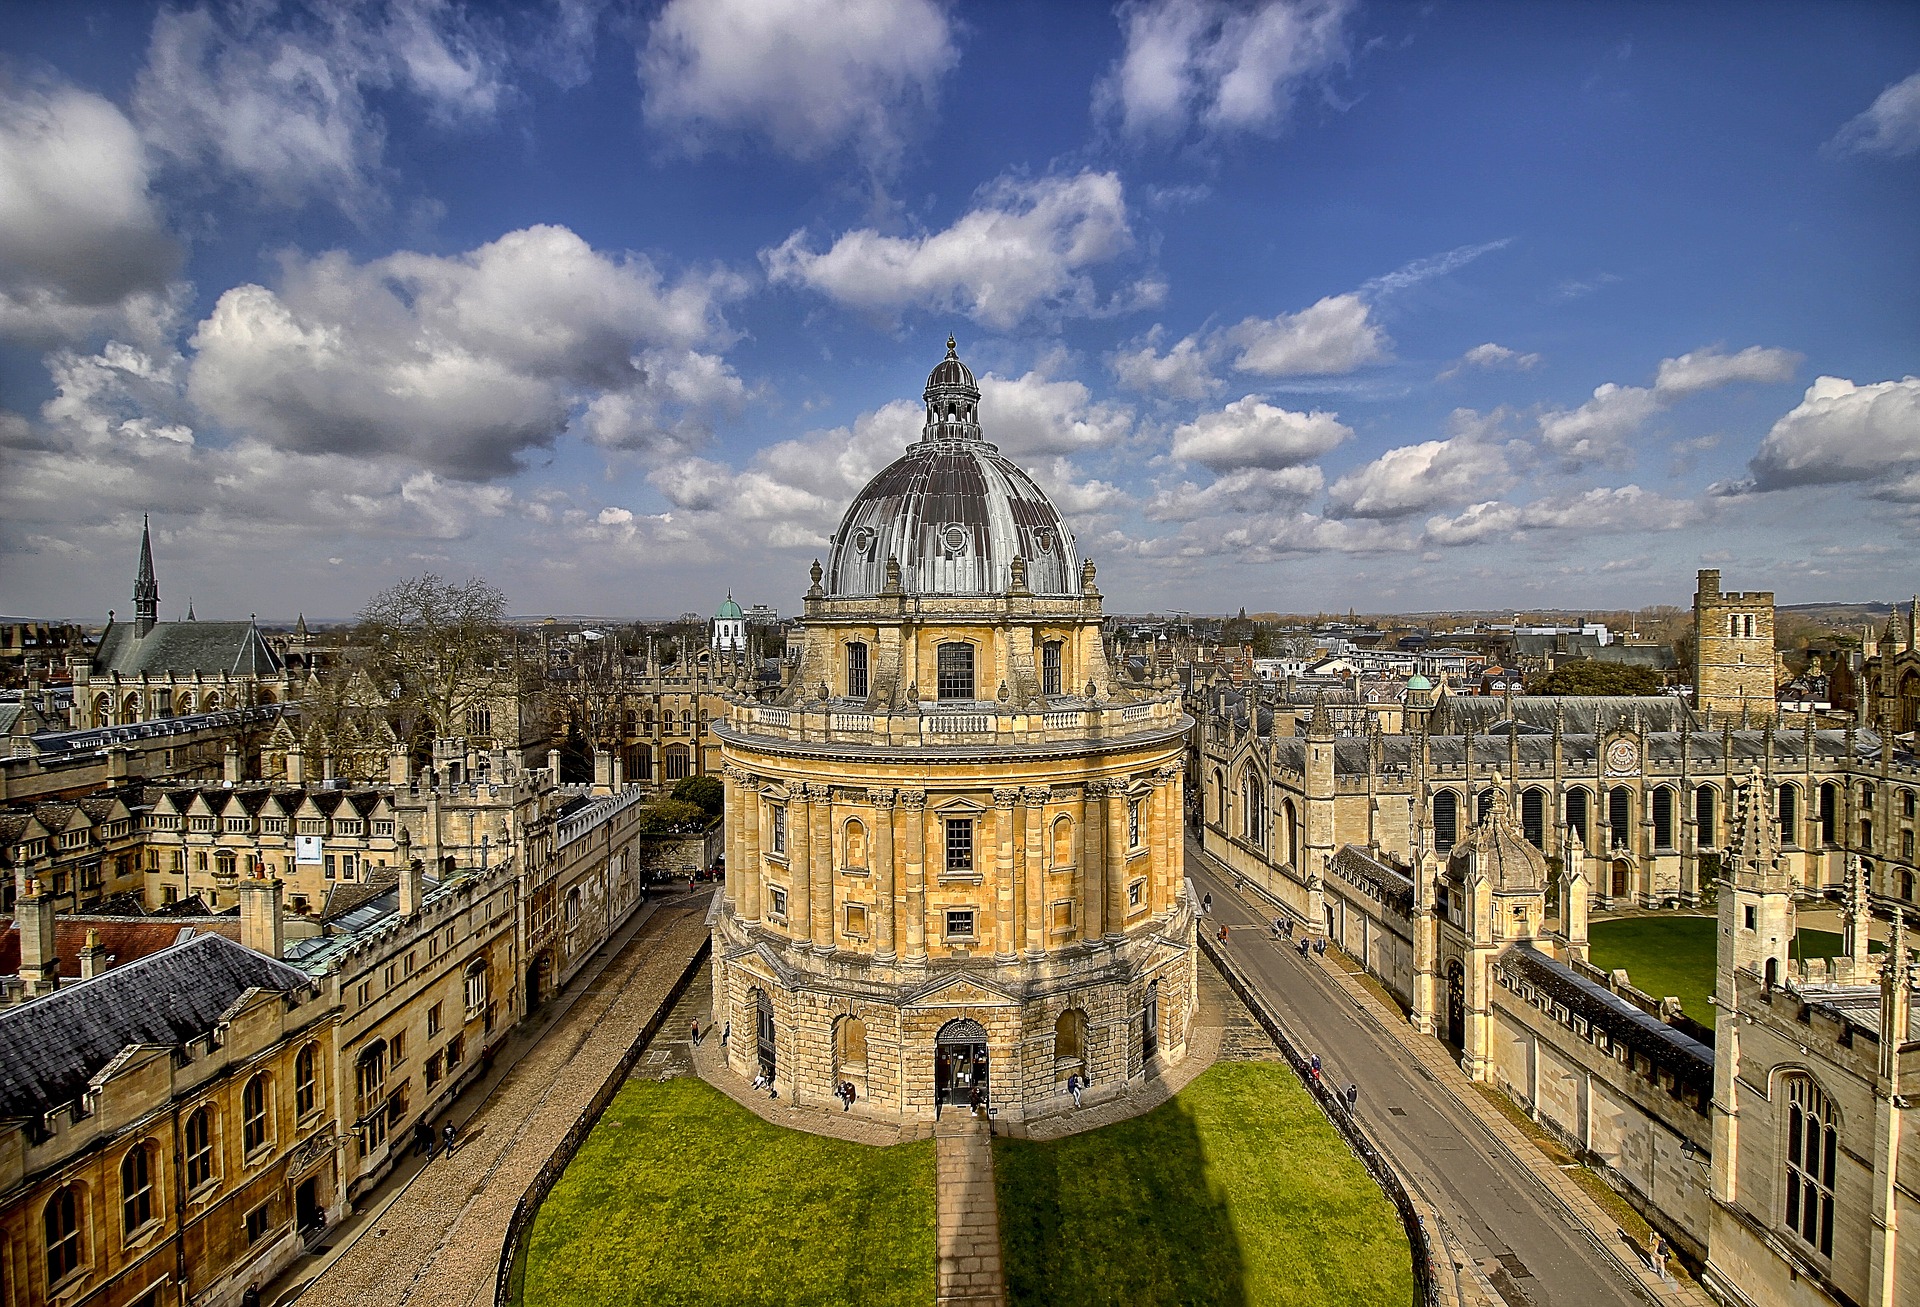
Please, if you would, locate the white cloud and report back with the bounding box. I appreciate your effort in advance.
[1096,0,1351,142]
[1361,239,1513,301]
[1147,465,1323,521]
[1733,376,1920,493]
[0,84,182,343]
[1652,345,1801,398]
[1169,394,1350,470]
[1109,327,1221,400]
[1326,413,1513,519]
[1436,342,1540,381]
[977,368,1134,457]
[1424,486,1699,546]
[763,171,1152,330]
[640,0,957,167]
[1827,68,1920,159]
[1226,293,1387,376]
[185,224,743,477]
[133,1,511,215]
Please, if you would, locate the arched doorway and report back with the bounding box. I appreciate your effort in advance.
[935,1018,989,1110]
[1611,858,1632,899]
[525,952,552,1009]
[754,989,777,1081]
[1444,960,1465,1051]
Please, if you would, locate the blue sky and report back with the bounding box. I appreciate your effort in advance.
[1,0,1916,622]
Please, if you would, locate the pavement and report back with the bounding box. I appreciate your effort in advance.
[1189,837,1714,1307]
[272,889,712,1307]
[934,1116,1007,1307]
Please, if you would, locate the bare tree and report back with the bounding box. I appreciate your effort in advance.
[357,575,514,755]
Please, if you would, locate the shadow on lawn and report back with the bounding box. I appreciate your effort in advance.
[995,1092,1247,1307]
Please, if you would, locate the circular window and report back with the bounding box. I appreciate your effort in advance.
[942,525,969,554]
[1034,528,1054,554]
[852,526,876,555]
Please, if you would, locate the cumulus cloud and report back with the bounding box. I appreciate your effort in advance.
[1723,376,1920,495]
[134,0,511,215]
[1827,68,1920,159]
[1436,342,1540,381]
[1226,293,1387,376]
[1326,412,1514,519]
[185,224,743,477]
[977,368,1134,457]
[1169,394,1350,470]
[1147,465,1323,520]
[1424,486,1700,546]
[1539,344,1800,469]
[763,171,1153,330]
[0,84,182,343]
[640,0,957,168]
[1110,327,1221,400]
[1096,0,1351,142]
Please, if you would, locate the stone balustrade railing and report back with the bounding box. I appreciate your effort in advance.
[723,694,1186,749]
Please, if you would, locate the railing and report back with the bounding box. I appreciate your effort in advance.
[1200,933,1437,1306]
[494,936,712,1306]
[829,712,873,732]
[924,713,992,734]
[1042,710,1085,730]
[731,695,1184,748]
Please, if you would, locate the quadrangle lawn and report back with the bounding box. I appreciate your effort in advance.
[1587,917,1868,1019]
[520,1076,936,1307]
[994,1060,1415,1307]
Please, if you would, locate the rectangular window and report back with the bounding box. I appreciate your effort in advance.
[1041,641,1062,697]
[246,1203,271,1245]
[768,885,788,919]
[391,1030,406,1063]
[425,1052,442,1087]
[1128,800,1142,849]
[1744,905,1757,930]
[427,1003,442,1037]
[1050,900,1074,930]
[937,642,975,700]
[446,1034,464,1068]
[846,642,868,700]
[844,903,868,937]
[770,805,787,855]
[1129,878,1145,909]
[945,908,976,939]
[945,818,974,874]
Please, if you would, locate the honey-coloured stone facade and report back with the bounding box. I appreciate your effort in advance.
[1693,568,1777,721]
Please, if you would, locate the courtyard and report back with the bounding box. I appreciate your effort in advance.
[1587,915,1867,1018]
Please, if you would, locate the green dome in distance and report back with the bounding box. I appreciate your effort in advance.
[715,595,743,620]
[1406,673,1433,691]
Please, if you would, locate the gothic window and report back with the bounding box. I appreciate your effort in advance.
[1476,789,1495,825]
[1240,773,1266,847]
[121,1142,156,1235]
[465,959,490,1014]
[1041,641,1062,696]
[664,744,691,780]
[1566,788,1589,843]
[1433,790,1458,853]
[1904,788,1916,818]
[1778,785,1799,846]
[1652,787,1674,850]
[945,817,974,873]
[466,706,492,738]
[1784,1076,1837,1258]
[936,642,975,700]
[1819,783,1838,845]
[1695,786,1716,847]
[185,1108,214,1189]
[1901,869,1914,900]
[45,1184,82,1285]
[1521,788,1546,848]
[242,1074,270,1154]
[1608,787,1632,850]
[295,1044,318,1117]
[846,642,868,700]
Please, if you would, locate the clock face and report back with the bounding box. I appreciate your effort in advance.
[1606,739,1638,774]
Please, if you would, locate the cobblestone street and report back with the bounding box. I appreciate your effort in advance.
[282,897,710,1307]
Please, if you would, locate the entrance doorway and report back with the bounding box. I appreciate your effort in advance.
[755,990,777,1081]
[934,1018,990,1109]
[1611,859,1631,899]
[1444,961,1465,1051]
[295,1177,321,1235]
[1143,980,1160,1062]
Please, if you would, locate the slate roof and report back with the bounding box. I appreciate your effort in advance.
[1430,695,1698,735]
[320,868,401,923]
[1501,943,1714,1093]
[92,618,283,679]
[0,933,314,1120]
[1260,728,1866,777]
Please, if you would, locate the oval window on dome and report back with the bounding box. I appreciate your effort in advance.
[853,526,876,555]
[1034,528,1054,554]
[942,525,969,555]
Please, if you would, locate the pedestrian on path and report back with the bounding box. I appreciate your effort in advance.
[1218,923,1229,943]
[1202,891,1213,915]
[1067,1073,1083,1108]
[721,1021,730,1048]
[1271,917,1284,940]
[690,1019,701,1046]
[1344,1082,1358,1111]
[1651,1233,1671,1282]
[1298,936,1311,958]
[1309,1054,1322,1085]
[442,1122,457,1157]
[1315,937,1328,956]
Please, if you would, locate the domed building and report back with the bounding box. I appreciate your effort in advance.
[709,339,1196,1120]
[711,594,747,654]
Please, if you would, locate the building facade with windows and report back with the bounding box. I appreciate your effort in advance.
[710,341,1196,1121]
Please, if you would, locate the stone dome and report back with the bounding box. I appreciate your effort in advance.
[824,340,1080,598]
[1447,785,1547,891]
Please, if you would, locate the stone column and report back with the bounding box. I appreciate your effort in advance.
[870,789,897,961]
[1106,780,1130,939]
[739,772,762,923]
[1082,782,1107,939]
[811,784,834,950]
[1023,787,1048,956]
[789,784,812,944]
[1153,767,1177,913]
[721,766,741,910]
[994,788,1019,960]
[902,790,927,962]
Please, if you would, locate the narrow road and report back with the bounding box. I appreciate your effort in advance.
[1189,848,1653,1307]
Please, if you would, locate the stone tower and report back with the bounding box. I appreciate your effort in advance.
[134,514,159,637]
[1692,569,1774,721]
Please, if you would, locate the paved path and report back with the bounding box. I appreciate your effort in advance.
[935,1115,1006,1307]
[1191,840,1711,1307]
[284,897,711,1307]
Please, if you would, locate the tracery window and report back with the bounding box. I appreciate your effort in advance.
[1433,790,1458,853]
[1784,1076,1837,1258]
[1240,772,1266,847]
[1695,786,1716,847]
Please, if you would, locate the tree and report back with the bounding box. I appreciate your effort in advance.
[1530,660,1664,696]
[672,775,724,816]
[357,574,514,753]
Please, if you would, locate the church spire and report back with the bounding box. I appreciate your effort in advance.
[134,514,159,637]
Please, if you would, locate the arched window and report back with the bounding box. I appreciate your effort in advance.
[1778,785,1799,846]
[1240,772,1266,847]
[1861,781,1875,808]
[1818,783,1837,845]
[465,958,490,1013]
[664,743,691,780]
[1608,787,1632,849]
[1476,789,1495,825]
[1521,788,1546,848]
[1901,869,1915,901]
[1041,641,1063,696]
[1784,1076,1837,1258]
[1054,1008,1088,1072]
[295,1044,318,1117]
[843,819,868,870]
[1566,787,1589,843]
[185,1107,214,1189]
[121,1142,155,1234]
[1696,786,1717,847]
[1433,791,1458,853]
[45,1184,82,1285]
[834,1016,867,1075]
[242,1074,271,1154]
[1212,769,1227,825]
[1282,799,1300,869]
[1051,815,1073,867]
[846,641,869,700]
[1652,787,1675,850]
[936,642,975,700]
[92,693,110,727]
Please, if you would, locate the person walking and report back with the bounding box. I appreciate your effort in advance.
[442,1122,457,1157]
[1067,1072,1083,1108]
[690,1019,701,1046]
[1202,891,1213,915]
[1344,1082,1358,1111]
[1218,923,1229,943]
[721,1022,730,1048]
[1308,1053,1322,1085]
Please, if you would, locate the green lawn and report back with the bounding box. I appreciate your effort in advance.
[994,1061,1414,1307]
[521,1077,936,1307]
[1587,918,1869,1019]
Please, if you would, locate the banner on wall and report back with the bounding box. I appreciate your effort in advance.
[295,835,323,865]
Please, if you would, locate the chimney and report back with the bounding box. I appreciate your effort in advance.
[223,742,243,783]
[398,827,423,918]
[78,928,109,980]
[286,742,304,785]
[17,879,59,995]
[238,871,284,959]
